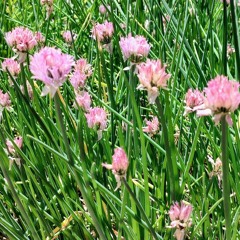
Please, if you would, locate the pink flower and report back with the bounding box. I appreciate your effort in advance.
[184,88,204,115]
[41,0,53,5]
[41,0,54,18]
[194,75,240,126]
[168,201,192,240]
[70,58,92,89]
[20,81,33,99]
[62,30,76,43]
[143,116,159,135]
[137,59,171,103]
[74,91,91,112]
[30,47,74,97]
[35,31,45,43]
[74,58,92,77]
[5,27,37,62]
[92,21,114,43]
[0,90,11,108]
[99,5,106,14]
[119,34,150,63]
[6,136,23,155]
[85,107,107,139]
[1,58,21,76]
[0,90,11,120]
[102,147,129,190]
[6,136,23,170]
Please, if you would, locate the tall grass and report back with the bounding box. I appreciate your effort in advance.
[0,0,239,239]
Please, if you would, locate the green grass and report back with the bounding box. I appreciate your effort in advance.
[0,0,240,239]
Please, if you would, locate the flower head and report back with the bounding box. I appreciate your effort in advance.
[6,136,23,155]
[85,107,107,139]
[143,116,159,135]
[92,21,114,44]
[119,34,150,63]
[102,147,129,190]
[35,31,45,44]
[41,0,54,18]
[194,75,240,126]
[99,4,110,15]
[5,27,37,62]
[70,58,92,89]
[0,90,11,121]
[168,201,192,240]
[30,47,74,97]
[0,90,11,108]
[62,30,76,44]
[1,58,21,76]
[74,91,92,112]
[137,59,171,103]
[184,88,204,115]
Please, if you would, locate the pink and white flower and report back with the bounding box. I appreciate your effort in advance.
[1,58,20,76]
[168,201,193,240]
[119,34,150,63]
[194,75,240,126]
[62,30,76,43]
[70,58,92,89]
[35,31,45,44]
[184,88,204,115]
[74,91,91,112]
[137,59,171,103]
[85,107,107,139]
[102,147,129,190]
[143,116,159,135]
[30,47,74,97]
[6,136,23,170]
[92,21,114,44]
[5,27,37,62]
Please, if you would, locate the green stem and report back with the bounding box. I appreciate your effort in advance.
[0,134,40,240]
[155,97,178,201]
[54,93,73,165]
[122,178,160,240]
[54,93,107,240]
[230,0,240,80]
[222,0,228,75]
[221,117,231,240]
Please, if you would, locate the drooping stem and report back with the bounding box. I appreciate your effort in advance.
[221,117,231,240]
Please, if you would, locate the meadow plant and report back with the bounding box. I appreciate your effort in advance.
[1,0,240,239]
[30,47,74,97]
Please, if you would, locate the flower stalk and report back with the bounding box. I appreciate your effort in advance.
[221,117,231,240]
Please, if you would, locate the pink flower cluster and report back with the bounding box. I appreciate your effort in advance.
[41,0,54,18]
[62,30,76,44]
[137,59,171,103]
[85,107,107,139]
[6,136,23,170]
[168,201,193,240]
[1,58,20,77]
[102,147,129,190]
[30,47,74,97]
[92,21,114,44]
[70,58,92,90]
[119,34,150,63]
[143,116,159,136]
[194,75,240,125]
[0,90,11,108]
[6,136,23,155]
[0,90,11,120]
[99,4,110,15]
[5,27,38,62]
[184,88,204,115]
[74,91,92,112]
